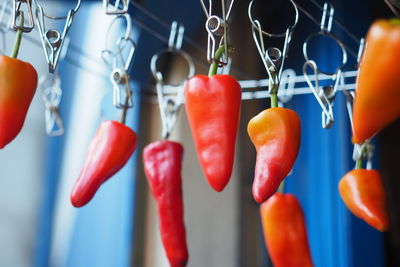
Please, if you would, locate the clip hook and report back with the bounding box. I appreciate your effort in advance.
[34,0,80,73]
[103,0,129,15]
[40,73,64,136]
[248,0,298,91]
[320,2,334,32]
[200,0,235,65]
[150,21,195,139]
[102,14,136,109]
[12,0,34,32]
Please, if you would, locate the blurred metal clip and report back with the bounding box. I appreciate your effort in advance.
[12,0,34,32]
[104,0,129,15]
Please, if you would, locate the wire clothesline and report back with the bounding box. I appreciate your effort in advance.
[0,0,363,98]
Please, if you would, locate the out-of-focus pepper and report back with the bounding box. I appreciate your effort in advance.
[184,46,241,192]
[353,19,400,143]
[339,169,389,231]
[71,120,137,207]
[0,15,37,148]
[143,140,188,267]
[248,108,301,203]
[260,193,313,267]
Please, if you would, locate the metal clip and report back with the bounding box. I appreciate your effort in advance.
[102,14,135,109]
[103,0,129,15]
[248,0,298,91]
[12,0,34,32]
[40,73,64,136]
[384,0,400,17]
[320,2,334,32]
[34,0,81,73]
[150,21,195,139]
[200,0,235,65]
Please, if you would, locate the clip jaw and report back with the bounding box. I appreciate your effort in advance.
[150,21,195,139]
[248,0,298,95]
[12,0,34,33]
[103,0,129,15]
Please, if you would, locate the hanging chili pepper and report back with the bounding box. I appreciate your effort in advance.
[71,120,137,207]
[260,193,314,267]
[185,46,241,192]
[248,104,301,203]
[0,14,37,148]
[353,19,400,143]
[339,169,389,231]
[143,140,188,267]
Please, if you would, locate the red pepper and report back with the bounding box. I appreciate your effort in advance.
[184,74,241,192]
[143,140,188,267]
[71,121,137,207]
[260,193,314,267]
[247,108,301,203]
[339,169,389,231]
[352,19,400,143]
[0,15,37,148]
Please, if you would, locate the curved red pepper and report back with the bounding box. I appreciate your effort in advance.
[339,169,389,231]
[260,193,314,267]
[71,121,137,207]
[184,75,241,192]
[248,108,301,203]
[143,140,188,267]
[0,55,37,148]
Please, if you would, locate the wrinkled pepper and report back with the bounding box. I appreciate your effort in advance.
[143,140,188,267]
[71,120,137,207]
[0,15,37,149]
[353,19,400,143]
[260,193,313,267]
[339,169,389,231]
[248,108,301,203]
[184,46,241,192]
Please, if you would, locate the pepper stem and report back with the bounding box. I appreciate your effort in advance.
[269,79,279,108]
[355,143,367,170]
[11,12,24,59]
[120,91,130,125]
[278,179,286,193]
[208,45,226,76]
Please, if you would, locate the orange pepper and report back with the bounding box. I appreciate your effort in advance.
[353,19,400,143]
[248,108,301,203]
[260,193,313,267]
[339,169,389,231]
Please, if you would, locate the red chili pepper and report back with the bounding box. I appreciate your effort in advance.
[352,19,400,143]
[0,15,37,148]
[71,120,137,207]
[143,140,188,267]
[247,108,301,203]
[260,193,314,267]
[339,169,389,231]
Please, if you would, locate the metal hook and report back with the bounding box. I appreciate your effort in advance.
[103,0,129,15]
[12,0,34,32]
[40,72,64,136]
[248,0,298,91]
[320,2,334,32]
[200,0,235,65]
[102,14,136,109]
[150,22,195,139]
[384,0,400,17]
[34,0,80,73]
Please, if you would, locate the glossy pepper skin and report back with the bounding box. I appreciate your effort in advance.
[143,140,188,267]
[185,75,241,192]
[353,19,400,143]
[339,169,389,231]
[71,121,137,207]
[0,55,37,149]
[260,193,313,267]
[248,108,301,203]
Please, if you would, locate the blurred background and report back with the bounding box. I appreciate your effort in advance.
[0,0,399,267]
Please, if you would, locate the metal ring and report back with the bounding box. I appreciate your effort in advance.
[248,0,299,38]
[303,32,348,76]
[150,48,195,86]
[33,0,81,20]
[103,14,132,56]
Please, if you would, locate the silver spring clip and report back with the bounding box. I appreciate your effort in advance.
[34,0,81,73]
[103,0,129,15]
[12,0,34,32]
[150,21,195,139]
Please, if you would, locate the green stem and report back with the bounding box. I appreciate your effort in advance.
[355,159,363,170]
[11,13,24,59]
[208,45,226,76]
[120,91,130,125]
[269,79,279,108]
[355,143,367,169]
[278,179,286,194]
